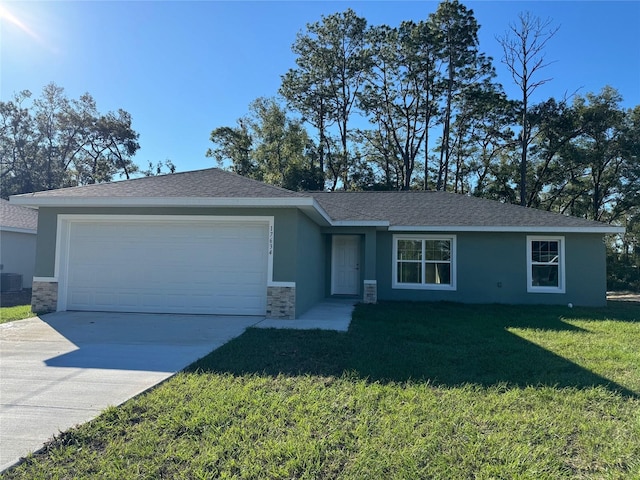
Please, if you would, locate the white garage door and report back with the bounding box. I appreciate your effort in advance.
[63,217,269,315]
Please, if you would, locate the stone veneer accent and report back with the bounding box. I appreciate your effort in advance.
[266,285,296,320]
[32,280,58,314]
[363,280,377,304]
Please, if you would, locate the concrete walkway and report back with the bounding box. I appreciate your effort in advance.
[255,297,356,331]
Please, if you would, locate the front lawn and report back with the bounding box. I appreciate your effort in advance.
[0,305,33,324]
[4,301,640,479]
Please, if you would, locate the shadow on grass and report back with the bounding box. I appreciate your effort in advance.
[187,301,639,397]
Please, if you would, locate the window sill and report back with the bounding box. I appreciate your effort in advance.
[527,286,565,294]
[393,283,456,291]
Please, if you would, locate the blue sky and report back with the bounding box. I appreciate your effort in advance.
[1,1,639,175]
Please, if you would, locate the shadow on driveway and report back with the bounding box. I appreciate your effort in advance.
[40,311,262,371]
[0,311,259,471]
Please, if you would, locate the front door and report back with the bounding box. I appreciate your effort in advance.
[331,235,360,295]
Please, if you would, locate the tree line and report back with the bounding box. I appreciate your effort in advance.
[0,83,175,199]
[207,1,638,289]
[209,2,638,219]
[0,1,637,289]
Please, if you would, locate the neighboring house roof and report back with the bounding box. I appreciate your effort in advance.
[0,199,38,234]
[9,168,623,234]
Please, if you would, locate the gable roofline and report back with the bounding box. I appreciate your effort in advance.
[10,195,337,228]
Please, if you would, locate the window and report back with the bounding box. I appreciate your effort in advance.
[393,235,456,290]
[527,236,565,293]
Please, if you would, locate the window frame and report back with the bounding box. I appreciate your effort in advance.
[526,235,566,294]
[392,234,457,291]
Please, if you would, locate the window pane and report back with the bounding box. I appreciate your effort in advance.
[425,240,451,261]
[398,240,422,261]
[398,262,421,283]
[425,263,451,285]
[532,241,559,263]
[532,265,559,287]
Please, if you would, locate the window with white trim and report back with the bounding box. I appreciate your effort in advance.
[393,235,456,290]
[527,236,565,293]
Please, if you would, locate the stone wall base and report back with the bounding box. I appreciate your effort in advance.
[266,284,296,319]
[32,280,58,314]
[363,280,377,304]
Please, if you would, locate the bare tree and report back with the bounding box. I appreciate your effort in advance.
[497,12,559,206]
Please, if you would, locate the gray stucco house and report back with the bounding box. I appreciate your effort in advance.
[10,168,623,318]
[0,199,38,290]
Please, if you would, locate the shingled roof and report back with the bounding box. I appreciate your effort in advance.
[13,168,306,199]
[309,191,618,231]
[0,199,38,233]
[9,168,622,233]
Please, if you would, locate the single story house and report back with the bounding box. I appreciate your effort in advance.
[10,168,623,318]
[0,198,38,290]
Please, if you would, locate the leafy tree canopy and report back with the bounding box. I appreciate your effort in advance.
[0,82,174,198]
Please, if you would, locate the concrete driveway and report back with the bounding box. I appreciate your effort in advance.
[0,311,261,471]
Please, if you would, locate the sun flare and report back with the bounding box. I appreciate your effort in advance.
[0,2,41,42]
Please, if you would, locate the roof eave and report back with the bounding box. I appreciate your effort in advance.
[9,196,316,209]
[8,195,339,227]
[0,226,37,234]
[9,196,624,233]
[389,225,625,234]
[331,220,390,227]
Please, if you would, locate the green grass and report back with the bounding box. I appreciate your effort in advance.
[0,305,33,324]
[3,301,640,479]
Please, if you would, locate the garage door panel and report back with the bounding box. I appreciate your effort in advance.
[64,219,269,315]
[141,293,164,307]
[116,292,140,308]
[69,290,92,307]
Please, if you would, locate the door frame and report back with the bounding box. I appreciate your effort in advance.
[331,235,360,296]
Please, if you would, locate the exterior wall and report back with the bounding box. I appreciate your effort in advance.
[34,206,609,312]
[0,231,36,288]
[34,209,58,278]
[295,211,326,316]
[564,233,607,305]
[34,206,301,283]
[34,206,305,315]
[363,230,377,303]
[377,231,607,307]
